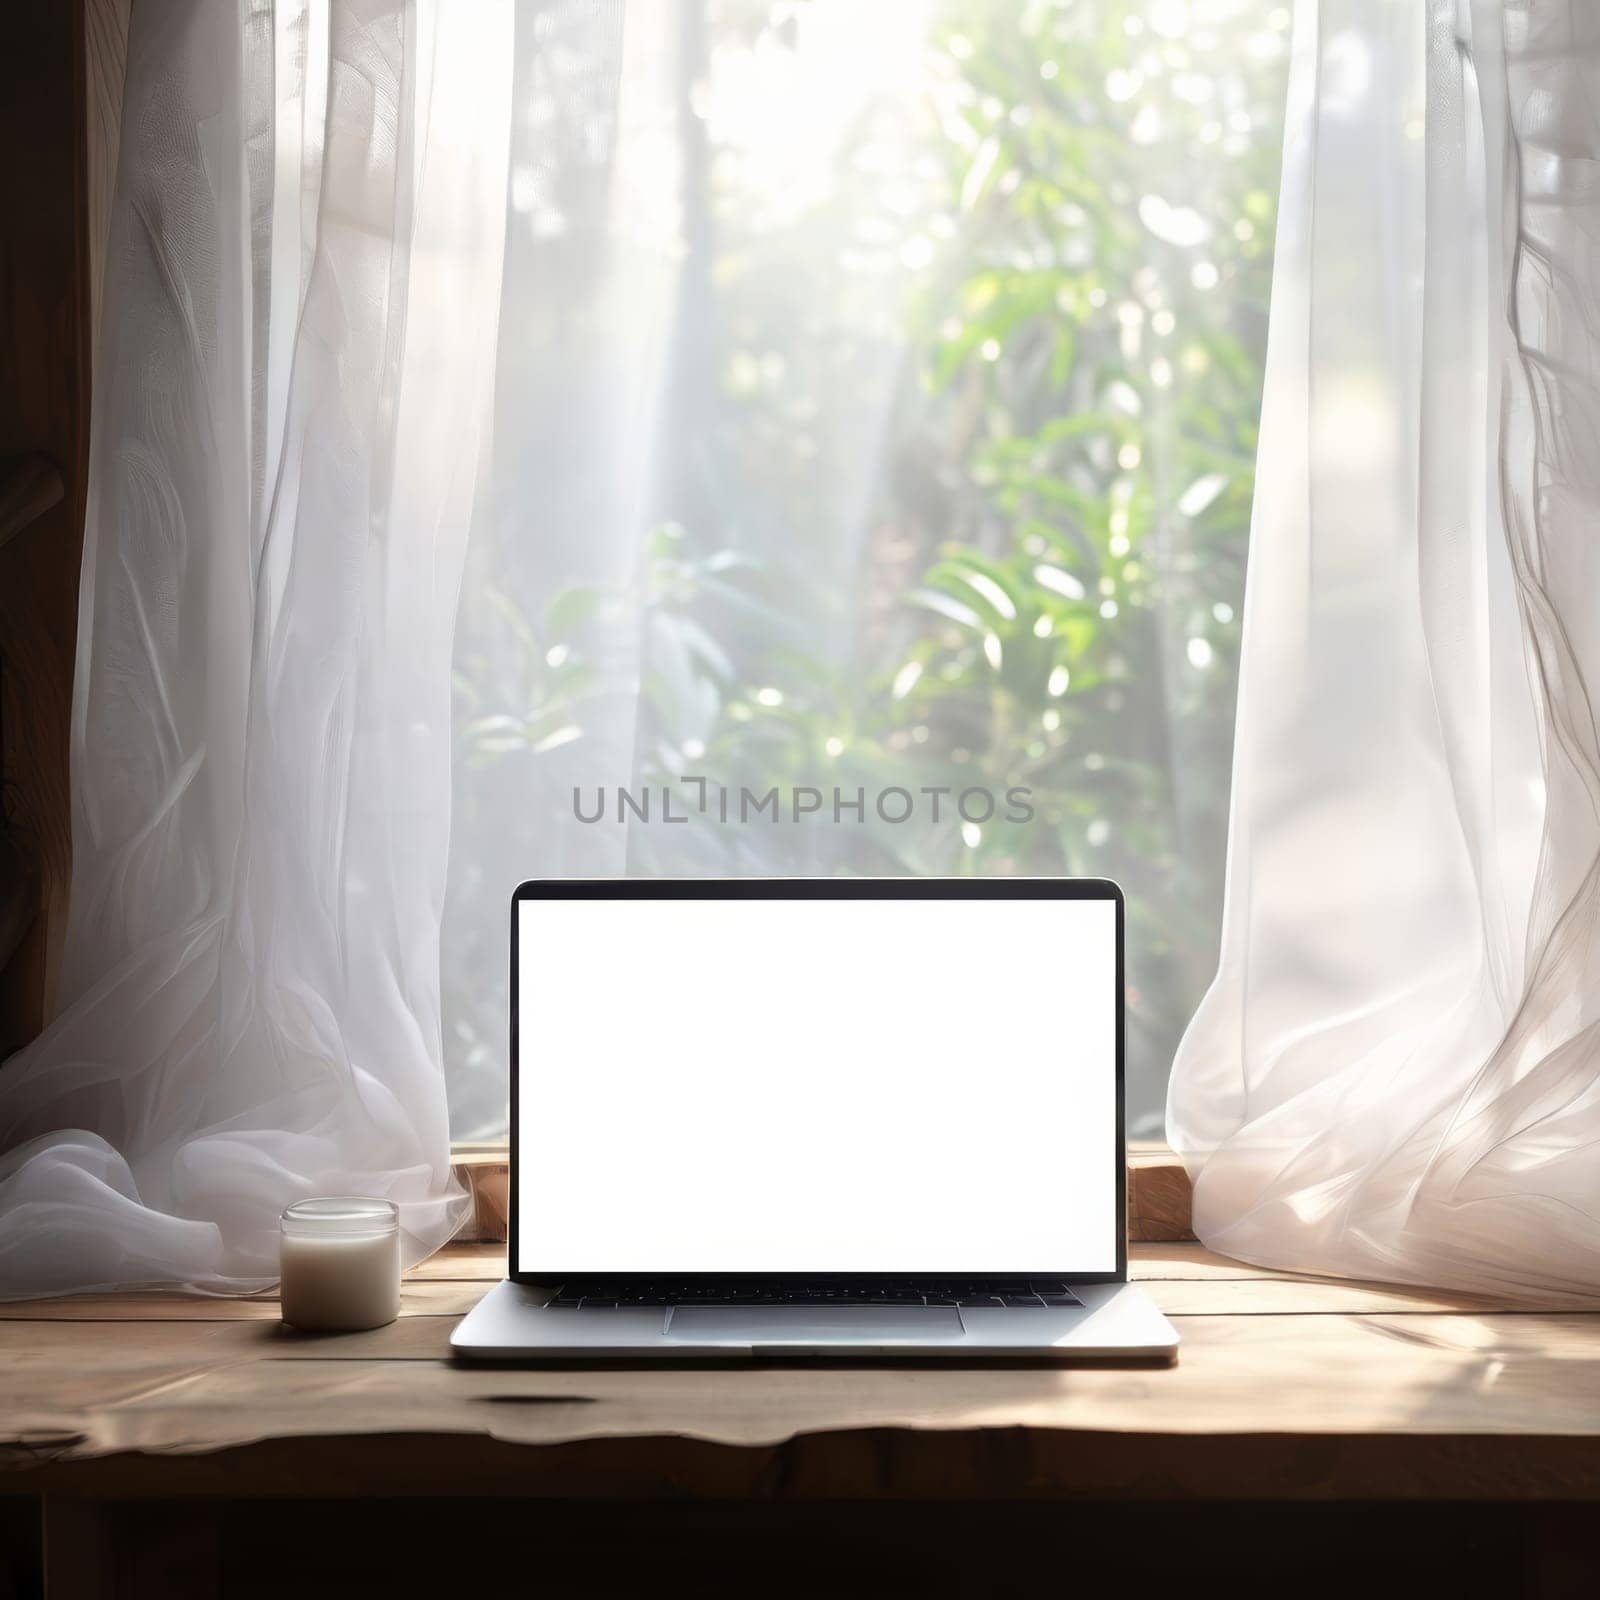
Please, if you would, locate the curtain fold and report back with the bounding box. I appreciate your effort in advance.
[0,0,512,1296]
[1168,0,1600,1301]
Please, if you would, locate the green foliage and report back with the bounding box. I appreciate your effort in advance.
[453,0,1289,1130]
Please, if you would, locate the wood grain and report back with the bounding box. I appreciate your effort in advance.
[1128,1142,1195,1241]
[450,1151,510,1243]
[1,1240,1597,1504]
[1,1310,1598,1501]
[84,0,130,344]
[6,1245,1573,1321]
[0,0,91,1050]
[0,455,65,553]
[406,1241,505,1281]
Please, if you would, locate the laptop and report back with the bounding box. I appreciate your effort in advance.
[451,878,1178,1362]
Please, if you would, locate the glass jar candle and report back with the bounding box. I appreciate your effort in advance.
[279,1197,401,1332]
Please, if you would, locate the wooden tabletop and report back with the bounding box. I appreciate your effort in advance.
[2,1243,1597,1503]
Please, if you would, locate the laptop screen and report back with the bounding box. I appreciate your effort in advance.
[513,887,1120,1277]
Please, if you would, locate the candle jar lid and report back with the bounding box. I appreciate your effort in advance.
[280,1197,399,1238]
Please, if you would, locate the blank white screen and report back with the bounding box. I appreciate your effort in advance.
[515,894,1118,1274]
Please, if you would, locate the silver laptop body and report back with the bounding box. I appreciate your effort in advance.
[452,878,1178,1363]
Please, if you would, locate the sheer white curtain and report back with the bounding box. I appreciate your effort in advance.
[0,0,512,1295]
[1169,0,1600,1301]
[441,3,955,1135]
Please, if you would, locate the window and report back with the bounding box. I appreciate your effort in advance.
[443,0,1290,1141]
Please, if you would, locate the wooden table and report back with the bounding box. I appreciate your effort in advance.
[2,1243,1597,1596]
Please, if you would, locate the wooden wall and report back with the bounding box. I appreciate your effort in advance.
[0,1,92,1054]
[0,0,126,1054]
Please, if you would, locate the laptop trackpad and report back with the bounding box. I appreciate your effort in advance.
[665,1306,965,1344]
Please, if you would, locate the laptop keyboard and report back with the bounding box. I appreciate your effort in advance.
[548,1279,1083,1309]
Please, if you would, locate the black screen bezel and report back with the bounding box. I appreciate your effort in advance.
[508,877,1127,1286]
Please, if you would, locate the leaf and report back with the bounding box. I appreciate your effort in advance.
[966,571,1017,621]
[1104,380,1142,417]
[461,713,526,747]
[543,585,601,641]
[703,550,763,576]
[1035,412,1131,448]
[1015,473,1104,522]
[907,587,984,630]
[1177,472,1228,518]
[892,661,923,699]
[670,615,738,684]
[1136,194,1213,247]
[960,135,1002,211]
[927,556,1022,623]
[1049,324,1077,386]
[644,612,722,737]
[1032,563,1086,600]
[931,269,1069,388]
[485,586,538,650]
[529,725,583,756]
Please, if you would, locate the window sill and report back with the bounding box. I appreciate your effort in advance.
[448,1142,1194,1244]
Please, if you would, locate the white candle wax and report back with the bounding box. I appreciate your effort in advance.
[279,1198,401,1332]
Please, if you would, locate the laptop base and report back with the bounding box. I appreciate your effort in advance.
[451,1279,1178,1361]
